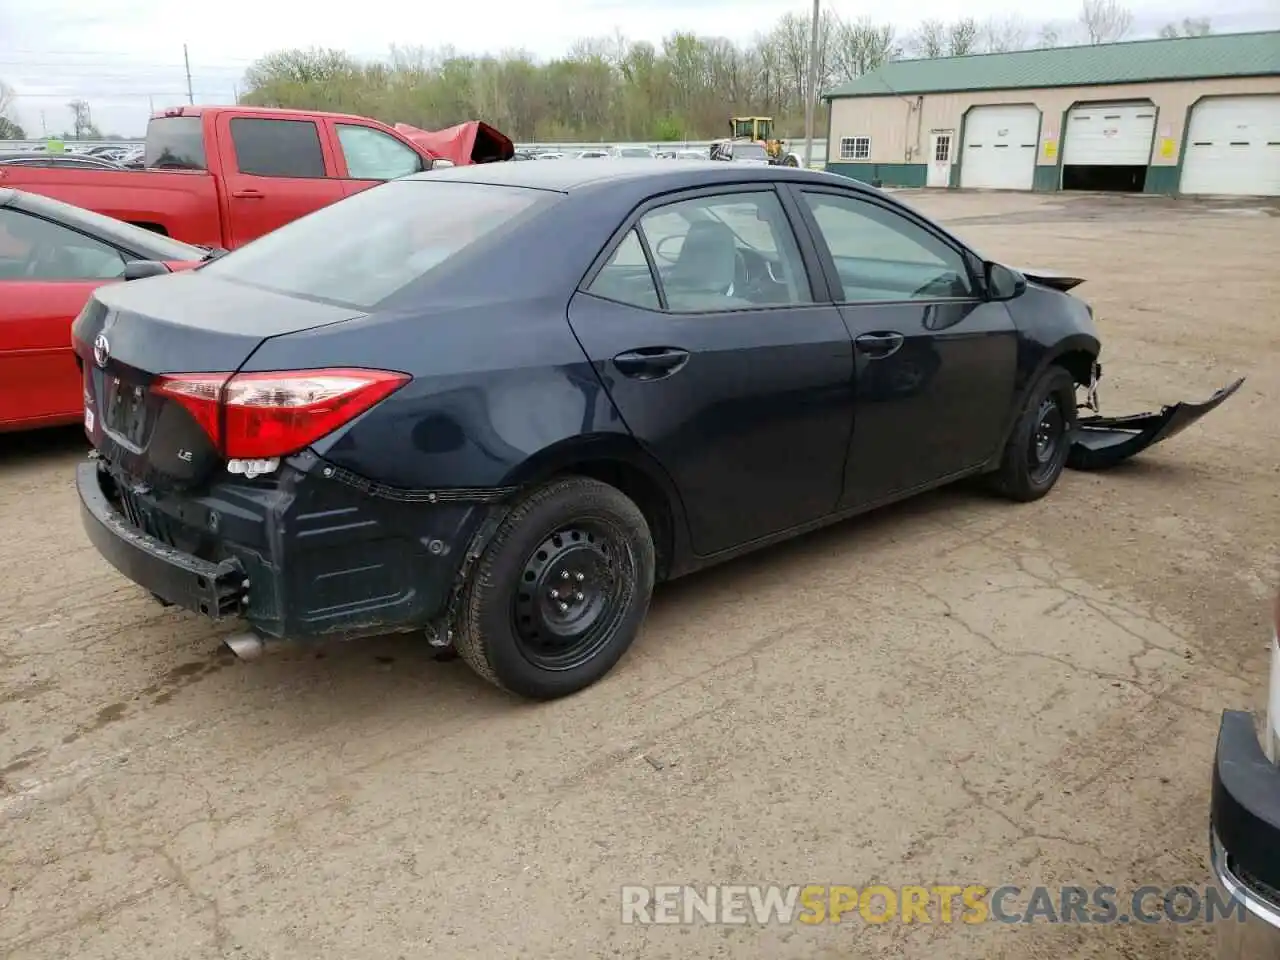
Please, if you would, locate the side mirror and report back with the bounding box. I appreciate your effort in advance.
[430,158,455,170]
[123,259,172,281]
[984,261,1027,301]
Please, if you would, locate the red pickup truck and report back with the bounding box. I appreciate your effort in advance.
[0,106,509,249]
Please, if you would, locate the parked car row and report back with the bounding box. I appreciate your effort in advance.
[515,145,711,161]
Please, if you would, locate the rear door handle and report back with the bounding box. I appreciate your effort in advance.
[231,189,264,199]
[854,332,905,359]
[612,347,690,380]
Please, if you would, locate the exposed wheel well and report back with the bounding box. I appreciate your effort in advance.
[128,221,169,235]
[556,459,675,582]
[1052,349,1096,387]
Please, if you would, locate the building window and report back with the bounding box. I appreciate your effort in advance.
[839,136,871,161]
[934,134,952,162]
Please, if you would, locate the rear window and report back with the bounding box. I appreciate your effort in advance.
[144,116,206,170]
[198,179,548,310]
[735,143,767,160]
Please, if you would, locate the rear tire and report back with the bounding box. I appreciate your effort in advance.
[454,476,655,700]
[986,365,1078,502]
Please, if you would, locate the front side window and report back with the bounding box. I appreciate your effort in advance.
[229,117,327,178]
[0,209,125,281]
[636,190,812,312]
[336,124,424,180]
[198,179,547,310]
[799,190,973,302]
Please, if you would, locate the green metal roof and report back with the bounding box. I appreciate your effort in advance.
[824,30,1280,99]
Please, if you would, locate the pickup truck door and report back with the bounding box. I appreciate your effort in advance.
[216,112,346,248]
[325,120,429,199]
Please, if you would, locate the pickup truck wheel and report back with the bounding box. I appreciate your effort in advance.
[454,476,655,700]
[986,365,1078,502]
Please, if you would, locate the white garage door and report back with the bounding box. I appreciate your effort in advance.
[1180,95,1280,197]
[959,105,1041,190]
[1063,102,1157,165]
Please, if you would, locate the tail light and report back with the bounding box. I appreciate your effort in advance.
[154,368,410,459]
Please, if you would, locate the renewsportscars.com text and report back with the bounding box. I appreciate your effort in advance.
[620,884,1246,925]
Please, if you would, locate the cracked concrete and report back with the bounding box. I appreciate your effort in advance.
[1,191,1276,959]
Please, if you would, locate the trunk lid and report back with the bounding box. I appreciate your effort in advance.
[72,271,364,489]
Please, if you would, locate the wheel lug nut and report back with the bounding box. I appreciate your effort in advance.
[575,591,584,601]
[561,571,570,580]
[549,589,559,599]
[558,601,569,612]
[574,572,585,582]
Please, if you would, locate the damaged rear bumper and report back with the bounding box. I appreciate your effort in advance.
[1067,374,1245,471]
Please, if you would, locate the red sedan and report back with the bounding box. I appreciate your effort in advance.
[0,188,208,432]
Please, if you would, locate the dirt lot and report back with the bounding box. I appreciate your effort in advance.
[2,190,1277,959]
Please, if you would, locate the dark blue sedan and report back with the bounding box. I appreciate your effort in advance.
[69,160,1240,699]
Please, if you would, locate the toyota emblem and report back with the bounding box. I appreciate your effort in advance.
[92,333,110,368]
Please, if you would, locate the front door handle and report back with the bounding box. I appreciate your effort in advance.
[231,189,264,199]
[854,332,905,359]
[612,347,690,380]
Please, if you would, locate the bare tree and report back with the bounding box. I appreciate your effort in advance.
[0,80,22,139]
[907,20,947,58]
[1079,0,1134,44]
[980,15,1032,53]
[1158,16,1212,38]
[1036,23,1065,48]
[831,16,898,80]
[67,98,92,139]
[947,18,981,55]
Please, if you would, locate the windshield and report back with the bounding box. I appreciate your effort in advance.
[734,143,767,161]
[198,179,549,310]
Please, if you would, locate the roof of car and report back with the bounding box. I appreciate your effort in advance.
[405,158,849,194]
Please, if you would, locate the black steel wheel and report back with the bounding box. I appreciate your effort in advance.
[986,365,1078,502]
[511,521,635,672]
[1027,394,1069,486]
[454,476,655,699]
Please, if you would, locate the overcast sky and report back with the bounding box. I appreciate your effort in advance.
[1,0,1276,137]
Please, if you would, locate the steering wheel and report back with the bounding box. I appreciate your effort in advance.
[653,234,682,264]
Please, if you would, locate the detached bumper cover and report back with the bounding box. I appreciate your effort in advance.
[1068,377,1245,471]
[77,461,245,618]
[1210,709,1280,929]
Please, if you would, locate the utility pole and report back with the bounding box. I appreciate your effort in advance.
[183,44,194,104]
[149,95,155,115]
[802,0,820,169]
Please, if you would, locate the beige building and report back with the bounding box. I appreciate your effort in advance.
[822,31,1280,196]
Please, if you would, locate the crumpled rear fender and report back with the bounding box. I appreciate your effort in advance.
[1067,377,1245,471]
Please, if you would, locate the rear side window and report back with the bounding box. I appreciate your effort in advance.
[587,229,660,310]
[144,116,206,170]
[199,179,548,310]
[230,118,327,178]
